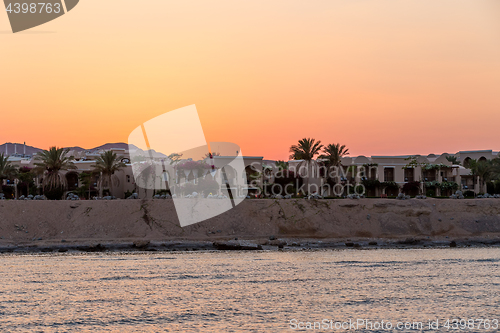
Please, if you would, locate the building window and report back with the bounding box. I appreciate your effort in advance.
[126,175,131,183]
[384,168,394,182]
[423,170,436,181]
[404,168,414,182]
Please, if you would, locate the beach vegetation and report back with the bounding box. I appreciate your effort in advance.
[468,159,493,193]
[402,181,420,195]
[446,156,460,165]
[463,190,475,198]
[289,138,323,194]
[34,147,76,197]
[196,178,219,195]
[362,179,381,188]
[439,181,459,191]
[93,150,126,197]
[381,181,398,188]
[275,160,289,171]
[319,143,349,168]
[0,153,17,194]
[16,167,37,197]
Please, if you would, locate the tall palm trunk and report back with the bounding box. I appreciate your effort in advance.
[98,172,103,197]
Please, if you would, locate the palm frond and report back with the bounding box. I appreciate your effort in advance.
[33,147,76,189]
[92,151,126,196]
[319,143,350,167]
[289,138,323,161]
[0,153,17,180]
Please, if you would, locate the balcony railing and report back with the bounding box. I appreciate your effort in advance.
[423,176,436,181]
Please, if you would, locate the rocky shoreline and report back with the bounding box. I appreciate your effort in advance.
[1,237,500,254]
[1,198,500,253]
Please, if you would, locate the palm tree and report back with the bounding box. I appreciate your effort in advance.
[289,138,323,194]
[34,147,76,190]
[0,153,17,193]
[468,159,492,193]
[446,156,460,165]
[275,160,289,171]
[318,143,350,188]
[93,150,126,197]
[320,143,349,167]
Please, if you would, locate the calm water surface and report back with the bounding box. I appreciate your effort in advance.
[0,248,499,332]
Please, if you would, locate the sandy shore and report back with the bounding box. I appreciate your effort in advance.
[1,198,500,252]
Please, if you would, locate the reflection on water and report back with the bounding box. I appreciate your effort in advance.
[0,249,499,332]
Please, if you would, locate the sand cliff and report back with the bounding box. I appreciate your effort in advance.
[1,199,500,249]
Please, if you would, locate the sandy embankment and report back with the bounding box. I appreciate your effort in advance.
[1,199,500,251]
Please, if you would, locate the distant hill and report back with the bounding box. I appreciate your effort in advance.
[0,143,42,156]
[91,142,132,151]
[64,146,86,152]
[0,142,137,155]
[65,143,134,152]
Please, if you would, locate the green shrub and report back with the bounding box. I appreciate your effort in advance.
[1,185,14,199]
[402,181,420,194]
[181,183,197,195]
[197,179,219,195]
[487,182,495,194]
[362,179,381,188]
[425,189,435,197]
[155,189,172,196]
[439,181,458,191]
[44,187,64,200]
[463,190,475,198]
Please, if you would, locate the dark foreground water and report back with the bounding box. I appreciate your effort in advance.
[0,248,499,332]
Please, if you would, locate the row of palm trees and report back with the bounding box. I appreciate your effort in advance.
[289,138,349,168]
[468,158,500,193]
[0,147,126,198]
[288,138,349,190]
[287,138,500,195]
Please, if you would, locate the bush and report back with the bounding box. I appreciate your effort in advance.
[155,189,172,196]
[353,185,365,195]
[440,181,459,191]
[44,187,65,200]
[487,182,495,194]
[274,170,303,188]
[362,179,381,188]
[487,181,500,194]
[263,183,282,196]
[197,179,219,195]
[1,185,14,199]
[463,190,475,198]
[402,181,420,194]
[181,183,197,195]
[72,186,86,198]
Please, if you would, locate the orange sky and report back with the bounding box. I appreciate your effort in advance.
[1,0,500,160]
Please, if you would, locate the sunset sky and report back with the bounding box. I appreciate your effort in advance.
[1,0,500,160]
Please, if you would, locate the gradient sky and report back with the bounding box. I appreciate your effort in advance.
[1,0,500,160]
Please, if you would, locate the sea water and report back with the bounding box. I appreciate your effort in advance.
[0,248,499,332]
